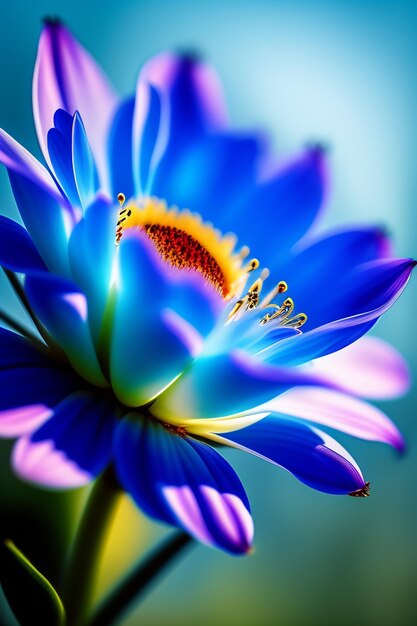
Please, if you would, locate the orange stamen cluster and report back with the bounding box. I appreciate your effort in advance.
[144,224,229,298]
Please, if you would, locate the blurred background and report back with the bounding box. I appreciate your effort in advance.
[1,0,417,624]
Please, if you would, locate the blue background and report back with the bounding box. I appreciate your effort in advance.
[0,1,416,624]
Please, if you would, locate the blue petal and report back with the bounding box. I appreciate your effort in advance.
[12,391,116,488]
[110,233,195,406]
[277,227,393,331]
[0,216,46,273]
[108,97,135,201]
[265,258,416,366]
[228,147,327,265]
[132,52,229,198]
[72,111,99,208]
[0,129,73,276]
[216,415,366,495]
[0,326,55,369]
[152,133,261,228]
[68,195,117,345]
[152,349,335,420]
[133,83,164,195]
[25,272,107,387]
[0,328,80,436]
[47,110,80,206]
[115,414,253,554]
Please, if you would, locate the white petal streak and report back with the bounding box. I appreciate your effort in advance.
[263,387,404,449]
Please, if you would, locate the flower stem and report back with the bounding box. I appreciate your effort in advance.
[89,531,193,626]
[62,466,121,626]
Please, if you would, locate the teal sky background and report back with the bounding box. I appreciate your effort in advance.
[0,1,417,625]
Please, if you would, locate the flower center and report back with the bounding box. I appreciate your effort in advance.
[115,194,308,329]
[115,195,257,299]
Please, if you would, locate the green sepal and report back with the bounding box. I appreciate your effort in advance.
[0,539,65,626]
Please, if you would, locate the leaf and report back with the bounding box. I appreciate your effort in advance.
[0,539,65,626]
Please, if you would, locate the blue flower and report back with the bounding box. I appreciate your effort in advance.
[0,20,414,555]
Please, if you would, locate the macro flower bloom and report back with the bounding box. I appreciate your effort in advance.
[0,20,414,555]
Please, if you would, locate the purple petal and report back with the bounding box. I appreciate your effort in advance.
[114,415,253,554]
[213,415,366,495]
[264,387,404,450]
[33,21,118,187]
[12,391,116,488]
[0,128,66,204]
[0,328,81,436]
[308,336,411,400]
[0,406,52,438]
[13,437,91,488]
[0,216,47,273]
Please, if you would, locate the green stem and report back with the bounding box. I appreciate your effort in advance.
[62,467,121,626]
[3,268,66,359]
[89,531,193,626]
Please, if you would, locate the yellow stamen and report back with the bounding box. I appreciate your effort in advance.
[115,196,252,299]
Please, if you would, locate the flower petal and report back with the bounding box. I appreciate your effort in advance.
[12,437,91,489]
[25,272,107,387]
[72,111,100,208]
[229,146,328,264]
[13,391,116,488]
[68,194,116,344]
[0,128,66,204]
[263,387,404,450]
[0,216,46,273]
[33,20,118,187]
[308,336,411,400]
[110,233,198,406]
[108,97,135,201]
[0,328,80,437]
[114,415,253,554]
[211,415,366,495]
[47,109,81,206]
[152,133,262,229]
[278,227,393,331]
[0,129,73,275]
[132,52,229,197]
[152,349,337,420]
[262,258,416,366]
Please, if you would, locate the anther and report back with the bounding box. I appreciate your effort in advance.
[245,258,260,273]
[260,280,288,308]
[259,298,294,324]
[115,193,131,247]
[280,313,308,329]
[227,298,246,321]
